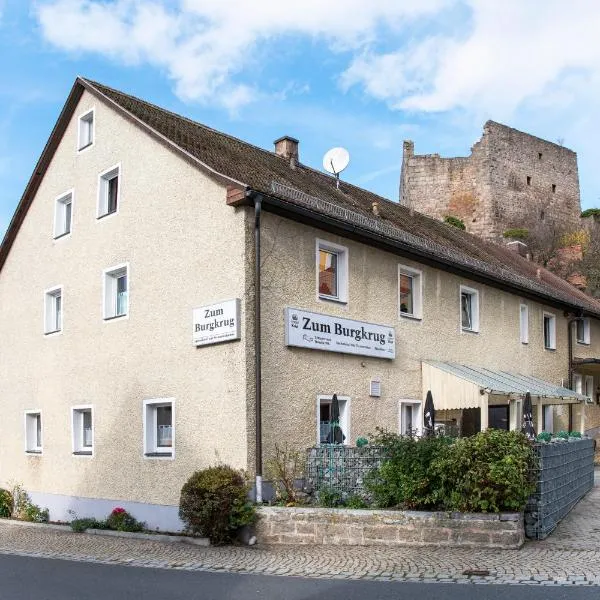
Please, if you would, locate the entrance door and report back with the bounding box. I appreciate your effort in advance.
[488,405,509,430]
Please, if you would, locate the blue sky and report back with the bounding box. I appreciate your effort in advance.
[2,0,600,238]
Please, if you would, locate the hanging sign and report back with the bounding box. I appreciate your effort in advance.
[193,299,241,347]
[285,307,395,359]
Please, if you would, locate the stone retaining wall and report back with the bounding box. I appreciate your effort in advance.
[257,507,524,549]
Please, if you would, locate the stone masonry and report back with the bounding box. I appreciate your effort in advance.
[400,120,582,241]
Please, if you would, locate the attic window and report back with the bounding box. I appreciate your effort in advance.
[527,176,532,186]
[552,184,556,193]
[78,109,94,151]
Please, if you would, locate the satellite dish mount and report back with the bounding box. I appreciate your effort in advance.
[323,147,350,189]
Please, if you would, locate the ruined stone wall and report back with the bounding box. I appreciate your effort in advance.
[400,121,582,241]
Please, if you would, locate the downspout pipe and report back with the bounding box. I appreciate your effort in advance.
[567,315,584,432]
[252,192,263,503]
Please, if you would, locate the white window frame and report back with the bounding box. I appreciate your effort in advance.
[43,285,63,335]
[585,375,595,400]
[143,398,175,459]
[53,189,74,239]
[543,311,557,350]
[576,318,591,345]
[542,405,554,434]
[97,163,121,219]
[24,410,43,454]
[573,373,583,395]
[102,263,129,321]
[316,239,349,304]
[316,395,350,446]
[398,399,422,437]
[460,285,480,333]
[398,265,423,320]
[71,405,94,456]
[519,303,529,344]
[77,108,95,152]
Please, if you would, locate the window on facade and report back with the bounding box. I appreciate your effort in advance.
[53,191,73,238]
[543,313,556,349]
[317,396,348,445]
[552,184,556,193]
[542,405,553,433]
[538,152,543,160]
[103,265,128,320]
[460,286,479,332]
[576,318,591,345]
[44,287,62,334]
[78,109,94,150]
[316,240,348,302]
[399,266,422,319]
[573,373,583,394]
[399,401,421,436]
[72,407,93,454]
[25,412,42,453]
[527,176,531,186]
[519,304,529,344]
[585,376,595,400]
[98,165,120,218]
[144,400,174,456]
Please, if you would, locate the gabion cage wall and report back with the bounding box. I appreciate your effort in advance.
[305,446,386,497]
[525,439,595,540]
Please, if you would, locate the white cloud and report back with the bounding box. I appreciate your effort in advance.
[35,0,447,111]
[342,0,600,118]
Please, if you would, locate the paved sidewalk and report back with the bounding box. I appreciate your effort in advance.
[0,472,598,587]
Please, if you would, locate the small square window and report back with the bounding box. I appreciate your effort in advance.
[98,165,120,218]
[53,191,73,239]
[519,304,529,344]
[78,109,94,151]
[543,312,556,350]
[144,399,174,457]
[316,240,348,303]
[576,318,590,345]
[44,286,63,334]
[25,411,43,453]
[72,407,93,455]
[317,396,349,445]
[103,264,128,320]
[398,265,423,319]
[460,286,479,332]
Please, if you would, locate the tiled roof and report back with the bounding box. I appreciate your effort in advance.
[4,77,600,318]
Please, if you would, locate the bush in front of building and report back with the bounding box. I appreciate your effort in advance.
[433,429,536,512]
[10,483,49,523]
[179,465,256,544]
[0,489,12,518]
[106,507,145,532]
[365,429,452,510]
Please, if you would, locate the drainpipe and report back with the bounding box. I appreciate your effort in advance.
[253,193,263,503]
[567,315,584,432]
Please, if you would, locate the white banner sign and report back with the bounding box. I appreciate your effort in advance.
[285,307,395,359]
[193,299,241,347]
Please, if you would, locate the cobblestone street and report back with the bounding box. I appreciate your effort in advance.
[0,471,598,587]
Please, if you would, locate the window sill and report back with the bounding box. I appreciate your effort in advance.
[97,210,118,221]
[399,313,422,321]
[78,142,93,152]
[103,314,128,322]
[576,341,590,346]
[544,346,556,351]
[73,451,93,456]
[318,295,347,305]
[144,452,173,458]
[53,231,71,241]
[25,450,42,455]
[461,327,479,334]
[44,329,62,336]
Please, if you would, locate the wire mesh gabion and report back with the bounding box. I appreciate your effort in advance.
[524,438,595,540]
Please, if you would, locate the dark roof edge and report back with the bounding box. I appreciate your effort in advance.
[247,189,600,319]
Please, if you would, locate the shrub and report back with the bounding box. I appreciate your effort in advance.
[559,229,590,249]
[316,486,343,508]
[432,429,536,512]
[343,494,369,509]
[444,215,466,230]
[569,431,582,439]
[365,429,452,509]
[70,517,108,533]
[503,228,529,239]
[106,507,145,532]
[356,437,369,447]
[9,483,48,522]
[179,465,256,544]
[536,432,552,443]
[0,489,12,518]
[581,208,600,218]
[265,443,304,505]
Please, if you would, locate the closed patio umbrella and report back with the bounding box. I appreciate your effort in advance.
[424,390,435,437]
[327,394,345,444]
[522,391,536,440]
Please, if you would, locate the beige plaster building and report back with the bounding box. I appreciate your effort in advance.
[1,79,600,530]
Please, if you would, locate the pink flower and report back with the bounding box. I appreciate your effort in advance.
[112,507,126,515]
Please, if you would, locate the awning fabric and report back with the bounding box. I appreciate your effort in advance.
[422,361,590,410]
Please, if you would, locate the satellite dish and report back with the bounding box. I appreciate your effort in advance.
[323,147,350,176]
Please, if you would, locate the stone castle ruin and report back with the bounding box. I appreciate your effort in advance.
[400,120,600,295]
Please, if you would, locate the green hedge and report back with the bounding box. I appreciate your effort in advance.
[581,208,600,218]
[366,429,536,513]
[444,215,466,230]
